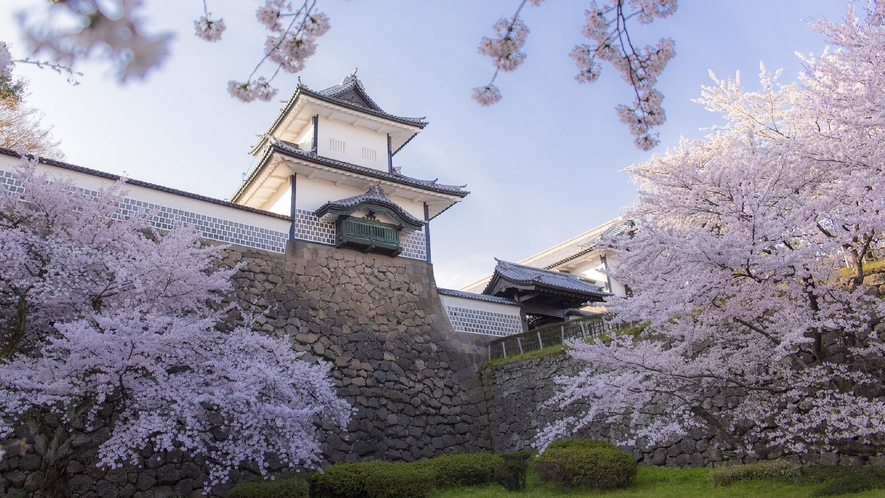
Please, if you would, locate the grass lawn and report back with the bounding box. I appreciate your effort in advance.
[429,466,885,498]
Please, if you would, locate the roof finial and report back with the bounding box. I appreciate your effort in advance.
[297,76,302,86]
[350,67,358,77]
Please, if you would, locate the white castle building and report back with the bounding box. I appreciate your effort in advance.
[0,73,622,341]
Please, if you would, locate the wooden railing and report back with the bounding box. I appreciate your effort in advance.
[487,314,626,361]
[336,217,400,254]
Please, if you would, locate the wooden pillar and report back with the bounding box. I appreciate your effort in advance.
[288,175,297,240]
[423,203,431,263]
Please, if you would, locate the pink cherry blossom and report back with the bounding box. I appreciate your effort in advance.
[194,15,226,43]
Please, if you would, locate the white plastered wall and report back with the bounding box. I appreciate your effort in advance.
[385,194,424,221]
[316,116,387,170]
[439,295,522,317]
[294,124,314,151]
[0,154,292,242]
[561,251,627,298]
[267,184,292,216]
[296,176,365,212]
[440,294,524,337]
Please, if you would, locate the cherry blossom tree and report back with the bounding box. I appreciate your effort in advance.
[538,7,885,458]
[0,66,64,159]
[0,158,350,494]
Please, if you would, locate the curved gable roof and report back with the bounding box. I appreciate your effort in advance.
[484,259,608,299]
[314,185,425,231]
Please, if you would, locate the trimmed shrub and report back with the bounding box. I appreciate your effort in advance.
[546,438,619,452]
[227,476,310,498]
[494,451,533,491]
[419,452,504,488]
[812,476,884,497]
[308,461,393,498]
[709,460,799,487]
[805,466,885,497]
[364,463,435,498]
[532,444,637,491]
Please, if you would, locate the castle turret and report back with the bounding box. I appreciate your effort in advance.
[232,73,468,262]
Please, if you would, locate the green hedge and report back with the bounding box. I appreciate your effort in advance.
[546,437,619,452]
[532,440,636,491]
[709,460,799,487]
[227,476,310,498]
[417,452,504,488]
[309,461,389,498]
[309,460,434,498]
[494,451,533,491]
[364,463,434,498]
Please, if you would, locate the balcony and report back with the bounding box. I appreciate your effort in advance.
[335,217,401,257]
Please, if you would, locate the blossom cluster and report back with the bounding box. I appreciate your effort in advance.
[472,0,544,106]
[228,77,279,103]
[16,0,172,82]
[229,2,330,102]
[472,84,503,107]
[539,11,885,457]
[478,18,530,73]
[194,14,226,43]
[570,0,676,150]
[473,0,675,150]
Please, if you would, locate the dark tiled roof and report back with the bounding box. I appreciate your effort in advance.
[314,185,425,227]
[258,75,428,149]
[318,74,384,111]
[437,288,521,307]
[485,260,608,297]
[270,142,469,196]
[0,147,291,221]
[313,74,427,126]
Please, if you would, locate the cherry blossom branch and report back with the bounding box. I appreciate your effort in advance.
[472,0,540,106]
[228,0,330,103]
[9,58,82,85]
[473,1,676,150]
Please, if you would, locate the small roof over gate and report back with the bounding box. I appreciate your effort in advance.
[483,259,608,312]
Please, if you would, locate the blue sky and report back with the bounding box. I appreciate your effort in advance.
[0,1,849,288]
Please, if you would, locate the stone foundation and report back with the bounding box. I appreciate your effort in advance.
[1,240,492,497]
[482,347,885,468]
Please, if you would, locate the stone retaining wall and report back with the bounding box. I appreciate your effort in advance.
[234,240,492,466]
[482,346,885,469]
[482,349,735,467]
[6,246,885,496]
[1,240,492,497]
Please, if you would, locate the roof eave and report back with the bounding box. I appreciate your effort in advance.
[271,145,468,197]
[231,145,274,204]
